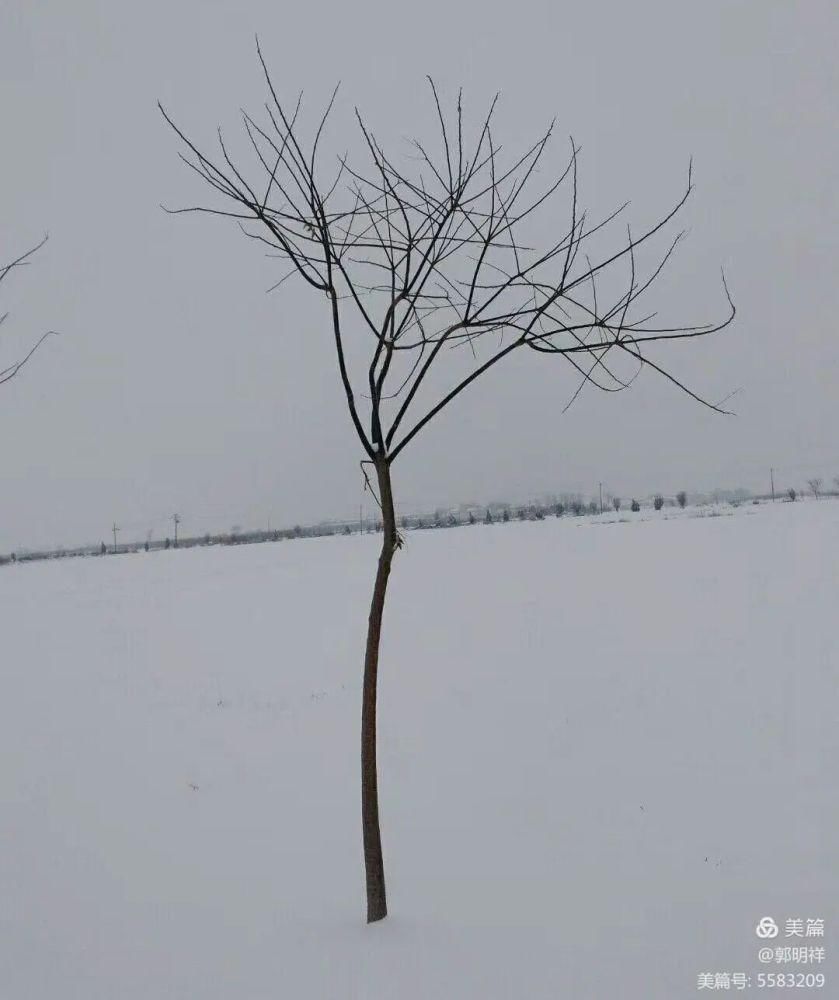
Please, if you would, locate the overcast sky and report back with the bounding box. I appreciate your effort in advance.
[1,0,836,550]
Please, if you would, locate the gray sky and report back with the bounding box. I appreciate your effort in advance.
[1,0,837,550]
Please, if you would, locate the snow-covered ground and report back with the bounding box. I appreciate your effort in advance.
[1,500,836,999]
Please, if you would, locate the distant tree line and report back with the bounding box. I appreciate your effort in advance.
[6,478,839,568]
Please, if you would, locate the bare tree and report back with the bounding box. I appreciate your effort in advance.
[676,490,687,508]
[612,497,621,512]
[788,487,797,502]
[161,44,735,923]
[807,477,822,499]
[1,236,55,388]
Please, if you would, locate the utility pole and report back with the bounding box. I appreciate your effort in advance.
[770,468,775,502]
[172,513,181,548]
[359,504,363,536]
[112,522,120,555]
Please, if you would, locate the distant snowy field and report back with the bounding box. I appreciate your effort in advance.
[2,500,836,999]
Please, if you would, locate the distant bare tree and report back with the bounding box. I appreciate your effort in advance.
[653,494,664,511]
[676,490,687,508]
[161,44,735,923]
[807,477,822,499]
[1,236,56,388]
[612,497,621,512]
[834,476,839,494]
[787,487,797,502]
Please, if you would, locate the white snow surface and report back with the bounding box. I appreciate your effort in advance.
[1,500,836,998]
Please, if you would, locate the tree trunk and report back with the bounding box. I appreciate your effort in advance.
[361,455,398,922]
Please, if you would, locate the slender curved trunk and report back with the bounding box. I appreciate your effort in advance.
[361,455,398,923]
